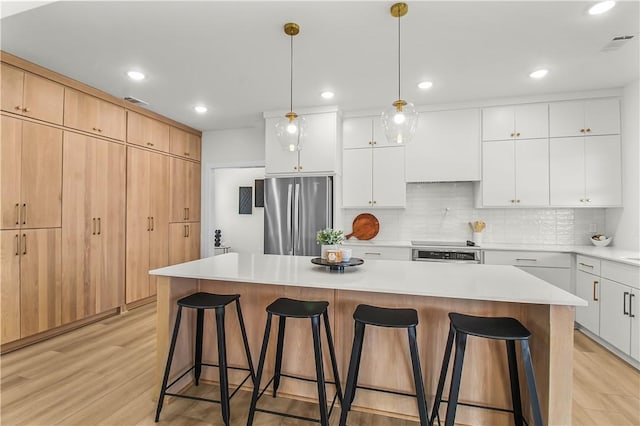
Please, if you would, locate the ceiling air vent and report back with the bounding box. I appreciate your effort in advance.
[124,96,149,106]
[601,35,635,52]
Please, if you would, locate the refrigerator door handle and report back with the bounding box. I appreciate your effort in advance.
[293,183,300,254]
[286,183,293,249]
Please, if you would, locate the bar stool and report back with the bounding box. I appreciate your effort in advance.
[155,292,255,425]
[430,312,543,426]
[247,297,343,426]
[339,304,429,426]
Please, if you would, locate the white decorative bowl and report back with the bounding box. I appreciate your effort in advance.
[591,237,612,247]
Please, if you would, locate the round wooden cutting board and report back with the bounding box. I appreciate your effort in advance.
[345,213,380,240]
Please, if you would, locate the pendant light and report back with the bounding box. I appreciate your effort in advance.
[275,22,306,152]
[381,2,417,144]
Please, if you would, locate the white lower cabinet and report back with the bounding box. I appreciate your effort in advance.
[575,269,600,335]
[342,244,411,261]
[599,278,632,354]
[483,250,571,292]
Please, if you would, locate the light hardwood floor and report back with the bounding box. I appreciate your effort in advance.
[1,303,638,425]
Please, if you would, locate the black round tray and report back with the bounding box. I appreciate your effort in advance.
[311,257,364,271]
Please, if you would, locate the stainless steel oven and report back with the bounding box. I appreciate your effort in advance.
[411,241,481,264]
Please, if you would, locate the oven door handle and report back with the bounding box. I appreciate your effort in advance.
[412,258,480,264]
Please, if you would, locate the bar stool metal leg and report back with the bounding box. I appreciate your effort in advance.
[194,308,204,386]
[430,323,455,426]
[408,325,429,426]
[235,300,255,382]
[506,340,524,426]
[247,313,273,426]
[311,316,329,426]
[444,331,467,426]
[155,306,183,422]
[521,339,544,426]
[273,316,286,397]
[215,307,230,426]
[339,321,365,426]
[322,310,344,404]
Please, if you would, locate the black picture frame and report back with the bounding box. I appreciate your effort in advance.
[239,186,252,214]
[254,179,264,207]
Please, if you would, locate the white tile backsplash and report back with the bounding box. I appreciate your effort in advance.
[342,182,605,245]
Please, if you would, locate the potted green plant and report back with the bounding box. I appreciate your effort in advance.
[316,228,345,261]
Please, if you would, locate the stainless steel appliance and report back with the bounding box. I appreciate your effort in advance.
[411,241,482,264]
[264,176,332,256]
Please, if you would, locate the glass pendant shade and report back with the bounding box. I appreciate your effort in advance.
[275,113,306,152]
[381,100,418,144]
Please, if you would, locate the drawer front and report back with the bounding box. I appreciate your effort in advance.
[346,246,411,261]
[483,250,571,268]
[577,255,601,275]
[601,261,640,289]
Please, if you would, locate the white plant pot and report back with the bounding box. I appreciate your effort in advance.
[321,244,339,260]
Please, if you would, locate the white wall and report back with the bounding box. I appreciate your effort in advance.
[201,125,265,165]
[210,167,265,255]
[606,80,640,251]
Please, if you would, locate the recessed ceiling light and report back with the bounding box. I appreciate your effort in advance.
[588,1,616,15]
[127,70,145,81]
[529,69,549,79]
[320,91,335,99]
[194,105,208,113]
[418,81,433,89]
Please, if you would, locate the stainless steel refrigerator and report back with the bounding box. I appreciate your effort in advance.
[264,176,332,256]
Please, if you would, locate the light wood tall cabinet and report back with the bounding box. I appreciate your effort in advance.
[126,147,170,303]
[127,111,170,152]
[1,63,64,125]
[61,132,126,323]
[170,127,201,161]
[170,157,201,222]
[64,88,126,141]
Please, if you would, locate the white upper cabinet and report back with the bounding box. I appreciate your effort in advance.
[343,116,394,149]
[265,110,339,175]
[550,135,621,207]
[482,103,548,141]
[406,109,481,182]
[342,146,405,208]
[549,98,620,137]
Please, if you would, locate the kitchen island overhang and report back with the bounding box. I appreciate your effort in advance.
[151,253,585,425]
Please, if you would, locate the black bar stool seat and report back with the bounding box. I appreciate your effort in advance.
[431,312,544,426]
[155,292,255,426]
[339,304,429,426]
[247,297,343,426]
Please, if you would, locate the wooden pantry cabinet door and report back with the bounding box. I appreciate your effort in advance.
[64,88,125,141]
[1,115,22,230]
[1,230,21,344]
[168,222,200,265]
[169,157,200,222]
[20,228,61,338]
[22,72,64,125]
[1,64,24,114]
[21,121,63,229]
[169,127,201,160]
[127,111,170,153]
[148,152,170,296]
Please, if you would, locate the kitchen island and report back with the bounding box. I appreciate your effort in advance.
[151,253,585,425]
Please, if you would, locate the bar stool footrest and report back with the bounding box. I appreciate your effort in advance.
[436,399,530,426]
[354,384,419,399]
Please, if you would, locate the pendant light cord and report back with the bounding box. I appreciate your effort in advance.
[397,10,401,101]
[290,32,294,113]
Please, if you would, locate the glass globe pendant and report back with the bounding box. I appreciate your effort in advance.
[382,3,418,144]
[275,22,306,152]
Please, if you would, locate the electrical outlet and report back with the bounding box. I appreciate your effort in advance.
[589,223,597,233]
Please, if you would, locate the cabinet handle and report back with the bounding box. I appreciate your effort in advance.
[184,152,190,156]
[294,166,298,170]
[516,199,521,203]
[580,128,585,133]
[516,132,520,137]
[92,218,96,235]
[22,203,26,225]
[373,140,377,145]
[23,107,30,113]
[368,201,372,204]
[624,292,630,315]
[15,234,19,256]
[15,203,19,225]
[510,199,515,203]
[631,294,636,318]
[147,142,154,146]
[299,166,303,170]
[579,262,594,268]
[364,252,381,256]
[585,198,591,203]
[151,216,154,231]
[368,141,372,145]
[15,105,22,111]
[147,217,151,232]
[22,234,26,255]
[186,208,189,220]
[186,224,190,237]
[586,128,591,133]
[580,198,585,202]
[372,200,376,204]
[593,280,599,301]
[97,217,101,235]
[510,132,515,137]
[184,224,188,238]
[516,258,537,262]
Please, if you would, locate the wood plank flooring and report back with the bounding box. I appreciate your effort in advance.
[1,303,638,425]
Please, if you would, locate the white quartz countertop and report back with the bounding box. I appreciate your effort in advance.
[150,253,586,307]
[342,240,640,266]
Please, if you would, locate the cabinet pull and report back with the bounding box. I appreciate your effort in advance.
[151,216,154,231]
[579,262,594,268]
[516,199,521,203]
[580,198,585,202]
[516,132,521,137]
[146,142,154,146]
[186,208,189,220]
[23,107,30,113]
[368,201,372,204]
[586,128,591,133]
[22,234,26,255]
[92,218,96,235]
[630,294,635,318]
[593,280,599,301]
[372,200,376,204]
[294,166,298,170]
[184,152,190,156]
[147,217,151,232]
[15,105,22,111]
[186,224,190,237]
[585,198,591,203]
[184,225,188,238]
[580,128,585,133]
[510,132,515,137]
[97,217,101,235]
[15,203,19,225]
[368,141,372,145]
[15,234,19,256]
[299,166,303,170]
[22,203,26,225]
[516,258,537,262]
[624,292,630,315]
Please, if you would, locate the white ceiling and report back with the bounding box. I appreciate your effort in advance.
[1,1,638,132]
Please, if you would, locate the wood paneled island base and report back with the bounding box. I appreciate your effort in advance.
[154,254,578,425]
